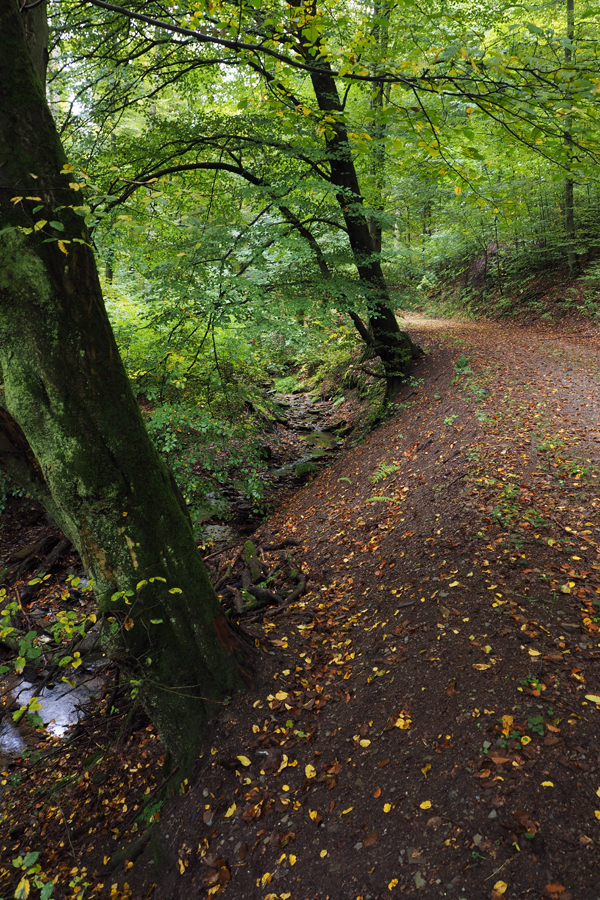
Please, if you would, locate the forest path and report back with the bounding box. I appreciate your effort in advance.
[4,313,600,900]
[119,312,600,900]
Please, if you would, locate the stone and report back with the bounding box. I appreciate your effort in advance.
[488,809,498,819]
[414,872,427,890]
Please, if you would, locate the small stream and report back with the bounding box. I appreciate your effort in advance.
[201,389,350,550]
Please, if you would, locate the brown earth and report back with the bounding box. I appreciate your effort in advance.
[3,314,600,900]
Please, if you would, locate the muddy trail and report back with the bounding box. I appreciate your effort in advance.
[3,314,600,900]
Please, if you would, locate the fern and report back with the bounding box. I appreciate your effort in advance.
[369,461,400,485]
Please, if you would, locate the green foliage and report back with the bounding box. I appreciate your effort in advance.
[144,403,267,532]
[294,461,319,477]
[369,461,400,485]
[10,850,54,900]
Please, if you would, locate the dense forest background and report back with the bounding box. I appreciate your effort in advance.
[2,0,592,538]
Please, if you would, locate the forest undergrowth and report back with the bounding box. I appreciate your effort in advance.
[3,312,600,900]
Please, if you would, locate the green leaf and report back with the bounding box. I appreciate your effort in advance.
[48,220,65,231]
[22,852,39,868]
[168,587,182,594]
[150,619,163,624]
[40,882,54,900]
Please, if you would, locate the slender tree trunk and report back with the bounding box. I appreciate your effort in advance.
[367,1,389,256]
[564,0,578,275]
[293,2,421,396]
[0,0,248,769]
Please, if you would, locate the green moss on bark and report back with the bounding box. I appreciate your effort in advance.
[0,0,248,770]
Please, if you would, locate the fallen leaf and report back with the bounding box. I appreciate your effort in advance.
[541,781,554,787]
[490,756,511,765]
[528,648,541,657]
[595,811,600,820]
[473,663,491,670]
[383,803,392,813]
[341,807,353,815]
[289,854,297,866]
[420,800,432,810]
[305,764,316,779]
[493,882,508,894]
[320,849,327,858]
[363,829,378,847]
[388,878,399,889]
[309,809,319,821]
[359,739,371,747]
[374,787,382,798]
[225,802,236,817]
[275,691,288,701]
[237,755,251,767]
[421,764,431,777]
[501,715,513,736]
[585,694,600,704]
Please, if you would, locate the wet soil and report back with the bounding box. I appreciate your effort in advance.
[3,314,600,900]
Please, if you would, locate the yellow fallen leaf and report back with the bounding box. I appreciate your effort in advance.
[420,800,432,810]
[472,663,491,671]
[305,763,316,779]
[275,691,288,700]
[528,648,541,657]
[541,781,554,787]
[237,755,251,766]
[388,878,399,889]
[501,715,513,737]
[103,856,110,865]
[594,811,600,820]
[225,802,236,817]
[178,859,186,874]
[320,849,327,858]
[341,807,353,815]
[597,787,600,798]
[384,803,392,813]
[359,739,371,747]
[493,882,507,895]
[309,809,319,821]
[585,694,600,704]
[421,764,431,777]
[261,872,272,885]
[449,581,459,587]
[15,878,30,899]
[281,894,291,900]
[289,854,297,866]
[521,736,531,745]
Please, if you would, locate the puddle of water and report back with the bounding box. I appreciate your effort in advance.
[12,670,105,738]
[0,718,27,756]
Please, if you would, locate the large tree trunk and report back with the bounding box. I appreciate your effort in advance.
[0,0,247,769]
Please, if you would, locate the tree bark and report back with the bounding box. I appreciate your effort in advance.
[564,0,578,275]
[0,0,247,769]
[293,2,422,395]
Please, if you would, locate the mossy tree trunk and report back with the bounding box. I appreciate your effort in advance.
[0,0,248,769]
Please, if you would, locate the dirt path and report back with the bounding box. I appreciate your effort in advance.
[4,315,600,900]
